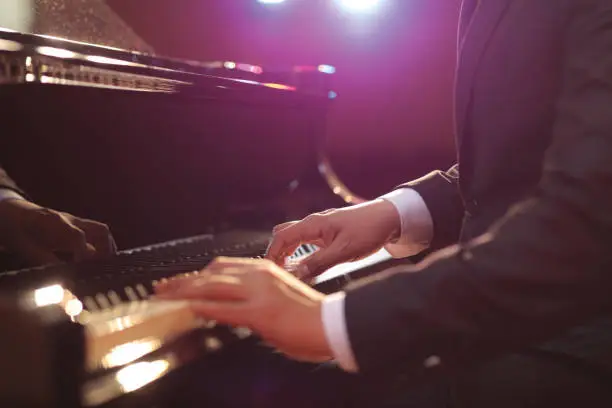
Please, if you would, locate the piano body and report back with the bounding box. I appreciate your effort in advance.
[0,27,356,252]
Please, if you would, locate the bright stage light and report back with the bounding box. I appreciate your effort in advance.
[336,0,382,12]
[257,0,286,4]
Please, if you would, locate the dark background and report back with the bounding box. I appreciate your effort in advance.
[105,0,461,198]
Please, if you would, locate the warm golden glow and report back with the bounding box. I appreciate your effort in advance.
[101,338,161,369]
[115,360,170,392]
[0,39,22,51]
[263,83,296,91]
[31,284,85,319]
[34,284,65,307]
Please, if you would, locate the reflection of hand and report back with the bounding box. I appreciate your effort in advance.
[0,199,116,266]
[155,257,333,363]
[266,199,400,279]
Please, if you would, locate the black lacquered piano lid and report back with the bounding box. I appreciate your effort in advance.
[0,26,332,104]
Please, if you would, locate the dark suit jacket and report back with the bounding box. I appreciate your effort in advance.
[344,0,612,377]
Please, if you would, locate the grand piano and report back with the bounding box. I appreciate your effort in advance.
[0,3,401,407]
[0,26,356,250]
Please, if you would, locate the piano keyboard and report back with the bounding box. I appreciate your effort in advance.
[17,238,319,372]
[2,231,402,407]
[77,243,391,372]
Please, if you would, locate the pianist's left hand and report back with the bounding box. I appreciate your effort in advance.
[155,257,333,363]
[0,198,117,266]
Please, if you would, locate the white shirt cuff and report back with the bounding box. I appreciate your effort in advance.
[0,188,24,202]
[321,292,359,373]
[379,189,433,258]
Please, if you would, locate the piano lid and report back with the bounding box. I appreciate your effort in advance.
[0,0,336,100]
[0,27,338,106]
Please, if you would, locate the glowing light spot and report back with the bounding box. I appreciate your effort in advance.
[85,55,132,66]
[263,83,296,91]
[36,46,78,59]
[34,284,65,307]
[336,0,382,12]
[318,65,336,74]
[116,360,170,392]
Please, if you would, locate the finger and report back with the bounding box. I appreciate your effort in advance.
[299,238,352,279]
[266,217,328,264]
[154,279,182,294]
[154,271,211,294]
[206,257,263,270]
[272,221,297,234]
[68,217,116,257]
[318,209,337,216]
[267,222,297,257]
[157,274,248,301]
[38,211,92,261]
[190,300,249,327]
[59,228,95,262]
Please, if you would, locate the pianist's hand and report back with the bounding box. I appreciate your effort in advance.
[155,257,333,363]
[266,199,400,280]
[0,198,116,266]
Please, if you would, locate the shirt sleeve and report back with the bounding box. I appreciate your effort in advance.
[380,189,434,258]
[321,292,359,372]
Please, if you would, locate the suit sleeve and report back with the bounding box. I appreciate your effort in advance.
[397,164,465,250]
[343,0,612,377]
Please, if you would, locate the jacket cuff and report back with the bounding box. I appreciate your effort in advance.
[397,170,464,250]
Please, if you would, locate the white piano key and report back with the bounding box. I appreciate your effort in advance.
[95,293,111,310]
[107,291,122,306]
[127,299,141,315]
[83,296,99,312]
[135,284,148,299]
[124,286,139,302]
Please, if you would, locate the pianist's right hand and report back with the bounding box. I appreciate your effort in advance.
[266,199,400,280]
[0,198,116,266]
